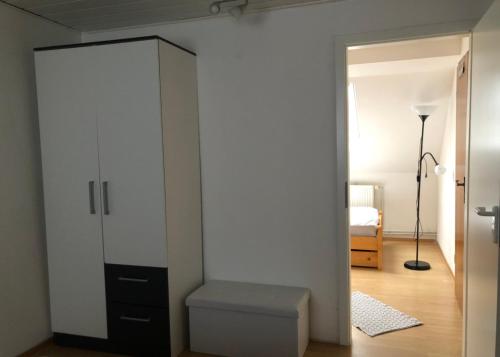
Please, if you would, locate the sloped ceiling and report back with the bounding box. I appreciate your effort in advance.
[348,35,467,174]
[3,0,344,31]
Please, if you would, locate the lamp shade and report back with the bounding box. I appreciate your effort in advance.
[412,105,438,117]
[434,164,446,176]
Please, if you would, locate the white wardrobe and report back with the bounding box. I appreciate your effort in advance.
[35,36,203,356]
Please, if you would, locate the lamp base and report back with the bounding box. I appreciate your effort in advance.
[404,260,431,271]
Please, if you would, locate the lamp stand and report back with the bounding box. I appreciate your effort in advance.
[404,114,431,271]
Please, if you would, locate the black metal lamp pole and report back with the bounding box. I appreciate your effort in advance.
[404,114,432,271]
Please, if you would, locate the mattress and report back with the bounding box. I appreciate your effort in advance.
[350,206,379,237]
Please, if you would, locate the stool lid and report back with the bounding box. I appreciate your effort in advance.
[186,280,310,318]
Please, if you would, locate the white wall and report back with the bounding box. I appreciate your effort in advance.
[437,38,470,273]
[349,67,455,236]
[437,87,456,271]
[84,0,490,342]
[349,71,453,173]
[0,4,80,356]
[351,172,439,235]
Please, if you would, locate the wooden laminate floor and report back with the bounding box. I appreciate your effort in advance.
[348,239,462,357]
[27,240,461,357]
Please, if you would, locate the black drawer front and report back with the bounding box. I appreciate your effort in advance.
[108,302,170,355]
[105,264,168,308]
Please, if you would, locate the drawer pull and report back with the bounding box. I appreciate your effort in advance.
[120,315,151,323]
[117,276,149,283]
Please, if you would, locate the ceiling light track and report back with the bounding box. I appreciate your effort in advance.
[209,0,248,18]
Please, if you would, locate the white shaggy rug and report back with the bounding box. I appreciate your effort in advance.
[351,291,422,336]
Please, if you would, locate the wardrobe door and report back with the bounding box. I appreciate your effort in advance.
[96,40,167,268]
[35,48,108,338]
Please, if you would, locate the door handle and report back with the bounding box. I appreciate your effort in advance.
[475,206,499,243]
[102,181,110,215]
[456,178,466,203]
[474,206,497,217]
[88,181,96,214]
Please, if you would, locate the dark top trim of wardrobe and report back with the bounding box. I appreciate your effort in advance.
[34,35,196,56]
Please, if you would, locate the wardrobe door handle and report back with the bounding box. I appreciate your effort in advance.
[103,181,110,215]
[88,181,96,214]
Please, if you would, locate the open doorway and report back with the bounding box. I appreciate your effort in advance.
[347,35,470,356]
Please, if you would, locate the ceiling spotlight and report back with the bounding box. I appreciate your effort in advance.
[209,0,248,17]
[209,2,221,14]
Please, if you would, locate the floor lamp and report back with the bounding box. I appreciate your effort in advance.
[404,105,446,271]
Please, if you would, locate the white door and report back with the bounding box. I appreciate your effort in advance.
[35,47,108,338]
[466,0,500,355]
[95,40,168,268]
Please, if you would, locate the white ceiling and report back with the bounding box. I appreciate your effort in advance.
[349,56,460,78]
[348,35,464,65]
[4,0,344,31]
[348,35,468,174]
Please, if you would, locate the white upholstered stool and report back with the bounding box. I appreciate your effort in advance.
[186,280,310,357]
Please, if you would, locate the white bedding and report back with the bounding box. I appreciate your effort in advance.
[350,206,379,237]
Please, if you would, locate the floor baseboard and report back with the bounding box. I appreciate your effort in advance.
[383,231,437,240]
[18,338,53,357]
[436,241,455,278]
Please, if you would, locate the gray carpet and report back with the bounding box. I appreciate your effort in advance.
[352,291,422,336]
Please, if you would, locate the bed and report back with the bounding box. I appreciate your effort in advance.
[350,185,384,269]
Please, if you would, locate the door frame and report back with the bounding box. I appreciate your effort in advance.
[334,21,475,347]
